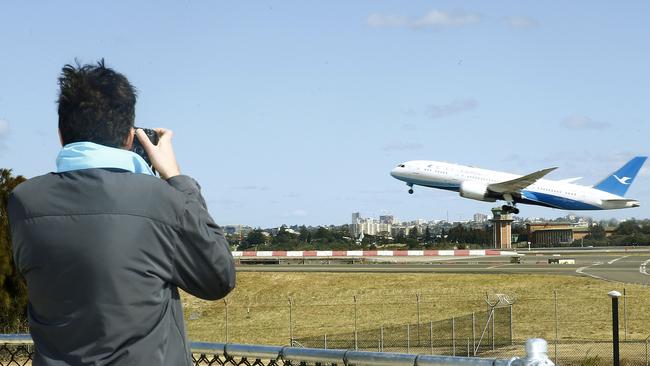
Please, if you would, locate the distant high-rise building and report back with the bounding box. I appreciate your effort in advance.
[350,212,392,238]
[379,215,394,225]
[473,213,488,223]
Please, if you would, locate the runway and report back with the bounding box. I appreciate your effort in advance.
[236,253,650,286]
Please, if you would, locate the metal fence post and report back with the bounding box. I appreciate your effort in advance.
[353,295,358,351]
[472,312,476,356]
[429,321,433,355]
[645,336,648,366]
[380,326,384,352]
[509,305,513,345]
[492,309,497,351]
[224,299,229,343]
[623,287,627,341]
[324,334,327,349]
[407,324,410,353]
[288,297,293,346]
[416,293,421,345]
[467,338,470,357]
[609,291,622,366]
[452,316,456,356]
[554,290,558,362]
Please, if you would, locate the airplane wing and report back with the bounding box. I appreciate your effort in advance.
[488,167,557,194]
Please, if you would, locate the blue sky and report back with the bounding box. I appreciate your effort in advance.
[1,1,649,227]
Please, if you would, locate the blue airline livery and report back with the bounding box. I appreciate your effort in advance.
[390,157,647,214]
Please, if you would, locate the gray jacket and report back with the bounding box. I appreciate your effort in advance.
[8,168,236,365]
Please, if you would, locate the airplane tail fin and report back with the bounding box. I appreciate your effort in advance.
[593,156,647,196]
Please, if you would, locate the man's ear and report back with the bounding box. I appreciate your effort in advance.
[123,127,135,150]
[58,128,64,146]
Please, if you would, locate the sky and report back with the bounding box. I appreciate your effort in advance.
[1,1,649,227]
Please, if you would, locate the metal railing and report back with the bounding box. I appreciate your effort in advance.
[0,334,552,366]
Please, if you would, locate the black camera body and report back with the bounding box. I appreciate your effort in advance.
[131,127,159,167]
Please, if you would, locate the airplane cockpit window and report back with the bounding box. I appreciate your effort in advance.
[398,164,405,168]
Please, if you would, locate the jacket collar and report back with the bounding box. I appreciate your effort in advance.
[56,142,154,176]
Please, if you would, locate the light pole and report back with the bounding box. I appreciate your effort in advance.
[608,290,622,366]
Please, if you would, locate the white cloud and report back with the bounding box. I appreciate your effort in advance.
[0,119,9,150]
[0,119,8,136]
[382,142,423,151]
[367,14,408,28]
[560,115,610,130]
[504,16,538,28]
[368,10,480,29]
[427,98,478,119]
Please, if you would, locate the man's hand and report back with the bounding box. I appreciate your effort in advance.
[136,128,181,180]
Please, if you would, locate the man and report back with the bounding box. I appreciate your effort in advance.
[7,60,236,365]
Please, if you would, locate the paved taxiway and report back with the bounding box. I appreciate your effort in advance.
[236,253,650,285]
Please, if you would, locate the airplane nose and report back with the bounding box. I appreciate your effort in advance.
[390,167,404,178]
[391,166,406,179]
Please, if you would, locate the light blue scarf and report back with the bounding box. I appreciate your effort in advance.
[56,141,154,176]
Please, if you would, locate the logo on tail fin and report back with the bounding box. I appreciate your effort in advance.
[613,175,631,185]
[593,156,647,196]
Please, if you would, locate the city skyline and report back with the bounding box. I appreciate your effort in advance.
[225,209,626,230]
[1,1,649,227]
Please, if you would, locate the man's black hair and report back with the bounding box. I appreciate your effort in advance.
[57,59,137,148]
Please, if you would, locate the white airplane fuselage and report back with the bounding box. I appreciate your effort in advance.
[390,160,641,211]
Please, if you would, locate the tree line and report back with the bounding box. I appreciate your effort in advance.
[582,220,650,246]
[0,169,28,331]
[230,224,493,251]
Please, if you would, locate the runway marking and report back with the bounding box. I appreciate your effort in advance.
[639,259,650,276]
[576,262,606,281]
[607,256,629,265]
[487,264,509,269]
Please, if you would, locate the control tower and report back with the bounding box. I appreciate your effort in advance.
[490,207,514,249]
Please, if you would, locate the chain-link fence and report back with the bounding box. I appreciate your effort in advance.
[294,306,512,356]
[3,336,650,365]
[485,339,650,365]
[189,288,650,348]
[0,342,32,366]
[545,339,649,366]
[0,337,552,366]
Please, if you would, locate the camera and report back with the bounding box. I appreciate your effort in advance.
[131,127,159,167]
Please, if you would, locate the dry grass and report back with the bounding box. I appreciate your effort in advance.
[181,272,650,346]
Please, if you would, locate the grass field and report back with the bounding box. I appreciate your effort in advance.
[181,272,650,346]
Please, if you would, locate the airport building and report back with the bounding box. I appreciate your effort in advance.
[527,223,574,246]
[490,208,514,249]
[526,223,616,246]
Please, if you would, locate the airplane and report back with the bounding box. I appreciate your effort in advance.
[390,156,647,214]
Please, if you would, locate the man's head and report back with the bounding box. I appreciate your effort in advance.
[57,60,137,148]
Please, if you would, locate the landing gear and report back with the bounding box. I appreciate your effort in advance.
[501,193,519,214]
[501,205,520,215]
[408,189,414,194]
[407,183,414,195]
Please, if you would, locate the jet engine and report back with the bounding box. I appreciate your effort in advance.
[459,181,496,202]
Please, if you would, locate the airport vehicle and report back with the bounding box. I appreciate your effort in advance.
[390,156,647,214]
